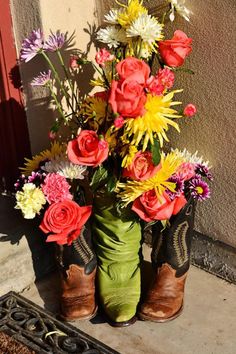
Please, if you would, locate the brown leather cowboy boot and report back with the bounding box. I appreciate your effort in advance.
[56,222,97,321]
[139,198,196,322]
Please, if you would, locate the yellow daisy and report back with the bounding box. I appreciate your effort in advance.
[123,90,182,151]
[117,0,147,28]
[118,152,183,205]
[20,141,66,176]
[80,96,107,129]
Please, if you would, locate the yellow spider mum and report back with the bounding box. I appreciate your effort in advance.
[80,96,107,129]
[21,142,66,176]
[123,90,183,151]
[120,144,138,168]
[116,0,147,28]
[118,152,183,205]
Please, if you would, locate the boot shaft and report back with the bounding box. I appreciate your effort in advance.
[55,221,97,276]
[151,198,196,277]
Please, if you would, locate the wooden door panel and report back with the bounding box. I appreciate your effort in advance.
[0,1,31,192]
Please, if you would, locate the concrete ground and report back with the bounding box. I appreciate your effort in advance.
[1,195,236,354]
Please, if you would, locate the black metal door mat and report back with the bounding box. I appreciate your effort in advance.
[0,291,120,354]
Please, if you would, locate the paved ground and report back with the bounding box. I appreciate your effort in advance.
[1,195,236,354]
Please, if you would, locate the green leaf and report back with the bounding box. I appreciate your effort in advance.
[90,165,108,192]
[107,175,117,193]
[151,139,161,166]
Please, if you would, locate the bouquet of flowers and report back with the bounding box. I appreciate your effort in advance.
[15,0,212,326]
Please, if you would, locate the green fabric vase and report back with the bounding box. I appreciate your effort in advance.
[92,190,142,325]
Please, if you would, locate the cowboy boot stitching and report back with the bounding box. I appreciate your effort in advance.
[173,221,189,268]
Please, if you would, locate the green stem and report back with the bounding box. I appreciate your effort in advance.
[47,82,66,123]
[41,51,75,113]
[56,50,79,110]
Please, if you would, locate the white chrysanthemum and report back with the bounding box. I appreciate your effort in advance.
[42,155,87,180]
[171,148,210,166]
[96,26,128,48]
[126,13,163,44]
[15,183,46,219]
[168,0,192,22]
[104,9,121,24]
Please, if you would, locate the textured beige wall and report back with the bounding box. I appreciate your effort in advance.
[165,0,236,247]
[10,0,236,247]
[10,0,97,154]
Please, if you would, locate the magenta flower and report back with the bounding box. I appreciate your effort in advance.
[195,163,213,181]
[189,177,210,201]
[166,175,184,199]
[42,173,73,204]
[31,70,52,86]
[20,29,44,62]
[44,31,65,51]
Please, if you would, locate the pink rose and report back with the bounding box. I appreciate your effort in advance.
[109,79,146,118]
[132,190,187,222]
[40,199,92,245]
[95,48,114,67]
[123,151,160,181]
[116,57,150,85]
[67,130,109,167]
[159,30,192,67]
[184,103,197,117]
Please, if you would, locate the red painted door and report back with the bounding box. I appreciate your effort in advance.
[0,0,31,192]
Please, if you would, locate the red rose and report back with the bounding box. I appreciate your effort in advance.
[123,151,160,181]
[159,30,192,67]
[116,57,150,85]
[67,130,109,167]
[132,190,187,222]
[40,200,92,245]
[109,79,146,118]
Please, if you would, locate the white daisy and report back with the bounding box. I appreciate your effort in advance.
[104,9,121,24]
[168,0,192,22]
[96,26,127,48]
[126,14,163,44]
[171,148,210,166]
[42,155,87,180]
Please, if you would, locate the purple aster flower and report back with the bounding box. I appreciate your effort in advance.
[166,174,185,200]
[195,163,213,181]
[20,29,44,62]
[189,177,211,201]
[31,70,52,86]
[44,31,65,51]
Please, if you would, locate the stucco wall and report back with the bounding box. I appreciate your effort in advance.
[10,0,97,154]
[164,0,236,248]
[10,0,236,248]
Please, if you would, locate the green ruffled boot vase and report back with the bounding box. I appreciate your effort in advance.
[92,190,142,327]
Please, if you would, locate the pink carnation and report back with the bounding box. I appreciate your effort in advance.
[176,162,196,181]
[42,173,73,204]
[146,76,164,96]
[157,68,175,89]
[95,48,114,67]
[184,104,197,117]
